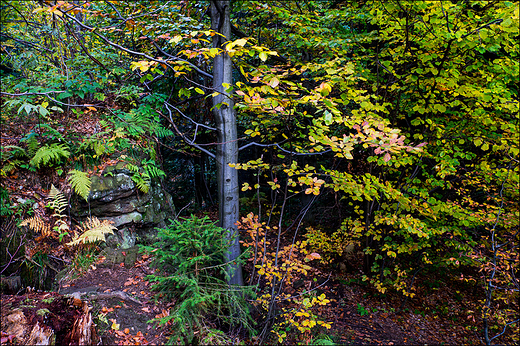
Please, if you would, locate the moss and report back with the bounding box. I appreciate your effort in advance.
[37,308,51,316]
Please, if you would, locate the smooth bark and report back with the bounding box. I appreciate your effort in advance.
[211,0,243,286]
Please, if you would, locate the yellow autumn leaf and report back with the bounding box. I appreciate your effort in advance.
[111,321,120,331]
[235,38,247,47]
[170,35,182,44]
[269,77,279,88]
[209,47,219,57]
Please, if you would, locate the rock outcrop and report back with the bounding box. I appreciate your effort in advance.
[72,162,174,249]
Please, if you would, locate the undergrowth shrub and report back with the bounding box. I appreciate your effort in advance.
[140,215,255,345]
[237,213,333,343]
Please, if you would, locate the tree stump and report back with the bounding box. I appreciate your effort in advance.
[1,291,98,345]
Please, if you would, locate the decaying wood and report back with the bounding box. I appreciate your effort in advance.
[0,292,98,345]
[69,302,97,346]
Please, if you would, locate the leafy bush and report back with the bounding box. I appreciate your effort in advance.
[140,215,255,344]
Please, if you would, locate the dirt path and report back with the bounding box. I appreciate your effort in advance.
[57,247,170,345]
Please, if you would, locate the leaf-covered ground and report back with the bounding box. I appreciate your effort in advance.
[48,244,485,345]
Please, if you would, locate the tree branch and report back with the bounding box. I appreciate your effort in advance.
[57,9,213,79]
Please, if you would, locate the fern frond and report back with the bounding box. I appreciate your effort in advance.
[48,184,68,216]
[21,133,40,157]
[20,216,52,236]
[1,145,28,160]
[125,163,140,173]
[30,143,70,168]
[154,126,174,138]
[132,172,151,193]
[78,136,109,157]
[66,217,116,246]
[67,169,91,201]
[1,159,22,176]
[144,164,166,179]
[47,184,61,200]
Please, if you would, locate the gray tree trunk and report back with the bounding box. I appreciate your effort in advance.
[211,0,243,286]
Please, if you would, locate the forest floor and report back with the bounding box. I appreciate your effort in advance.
[49,239,485,345]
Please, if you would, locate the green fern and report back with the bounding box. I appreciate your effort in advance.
[133,172,151,193]
[125,163,140,173]
[116,106,173,139]
[1,159,22,176]
[20,132,40,157]
[1,145,28,160]
[67,169,91,201]
[78,134,110,158]
[29,143,70,168]
[47,184,68,218]
[143,161,166,179]
[66,217,116,246]
[1,146,28,176]
[154,125,174,138]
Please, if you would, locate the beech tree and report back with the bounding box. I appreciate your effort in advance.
[210,0,243,286]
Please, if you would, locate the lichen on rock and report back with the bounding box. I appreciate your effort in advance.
[72,163,174,249]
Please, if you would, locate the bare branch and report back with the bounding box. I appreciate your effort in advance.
[57,9,214,79]
[163,102,216,158]
[239,140,332,156]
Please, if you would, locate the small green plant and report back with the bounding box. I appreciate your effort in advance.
[63,244,101,280]
[357,303,371,316]
[140,215,254,345]
[414,309,426,317]
[311,334,336,345]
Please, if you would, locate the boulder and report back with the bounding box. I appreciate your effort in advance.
[72,163,174,249]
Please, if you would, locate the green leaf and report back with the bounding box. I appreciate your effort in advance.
[324,112,333,125]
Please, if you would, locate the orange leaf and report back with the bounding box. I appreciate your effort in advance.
[124,328,130,334]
